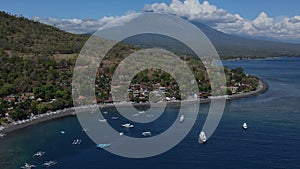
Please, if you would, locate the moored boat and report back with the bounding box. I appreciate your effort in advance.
[111,116,119,120]
[0,133,6,138]
[199,131,207,143]
[33,151,45,157]
[122,123,134,128]
[243,122,248,130]
[42,161,58,167]
[72,139,81,145]
[98,119,107,122]
[97,143,111,149]
[179,115,184,122]
[20,163,36,169]
[142,131,152,137]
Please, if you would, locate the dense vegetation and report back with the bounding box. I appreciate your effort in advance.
[0,11,88,55]
[0,11,258,123]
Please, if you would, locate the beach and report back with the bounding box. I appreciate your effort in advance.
[0,79,268,136]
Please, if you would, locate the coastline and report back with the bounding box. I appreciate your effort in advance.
[227,79,269,100]
[221,56,300,61]
[0,79,268,136]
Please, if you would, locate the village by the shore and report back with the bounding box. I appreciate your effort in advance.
[0,79,268,137]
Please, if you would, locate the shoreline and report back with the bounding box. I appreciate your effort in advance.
[0,79,269,136]
[221,56,300,61]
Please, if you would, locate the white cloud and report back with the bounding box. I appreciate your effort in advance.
[32,12,139,34]
[144,0,238,24]
[32,0,300,42]
[144,0,300,42]
[252,12,274,30]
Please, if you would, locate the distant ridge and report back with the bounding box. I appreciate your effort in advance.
[192,22,300,59]
[117,19,300,59]
[0,11,299,59]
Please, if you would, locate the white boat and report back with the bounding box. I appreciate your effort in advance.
[243,122,248,130]
[111,116,119,120]
[98,119,107,122]
[20,163,36,169]
[179,115,184,122]
[133,113,139,117]
[82,128,89,132]
[142,131,151,137]
[33,151,45,157]
[72,139,81,145]
[0,126,5,131]
[199,131,207,143]
[97,143,111,149]
[122,123,134,128]
[60,130,66,134]
[138,111,146,114]
[119,132,124,136]
[146,114,154,118]
[42,161,57,167]
[0,133,6,138]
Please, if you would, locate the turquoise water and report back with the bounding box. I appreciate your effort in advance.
[1,57,300,169]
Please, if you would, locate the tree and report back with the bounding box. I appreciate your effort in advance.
[0,83,14,96]
[33,87,44,99]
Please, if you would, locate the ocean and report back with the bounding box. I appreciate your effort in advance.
[0,57,300,169]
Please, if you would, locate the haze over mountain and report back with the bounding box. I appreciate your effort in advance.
[0,11,299,59]
[192,22,300,58]
[121,20,300,59]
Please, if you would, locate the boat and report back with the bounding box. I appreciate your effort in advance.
[98,119,107,122]
[82,128,89,132]
[122,123,134,128]
[72,139,81,145]
[0,133,6,138]
[20,163,36,169]
[32,151,45,157]
[133,113,139,117]
[199,131,207,143]
[146,114,154,118]
[60,130,66,134]
[179,115,184,122]
[142,131,152,137]
[138,111,146,114]
[96,143,111,149]
[103,111,108,114]
[243,122,248,130]
[42,161,57,167]
[0,126,5,131]
[119,132,124,136]
[111,116,119,120]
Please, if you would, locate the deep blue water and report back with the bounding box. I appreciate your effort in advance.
[1,57,300,169]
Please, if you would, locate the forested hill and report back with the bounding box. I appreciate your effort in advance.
[0,11,88,56]
[0,11,260,122]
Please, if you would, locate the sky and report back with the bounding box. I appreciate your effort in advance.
[0,0,299,42]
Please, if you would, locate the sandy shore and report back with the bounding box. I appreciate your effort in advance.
[1,109,76,134]
[0,80,268,136]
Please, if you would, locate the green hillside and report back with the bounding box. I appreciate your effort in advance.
[0,11,259,123]
[0,11,88,56]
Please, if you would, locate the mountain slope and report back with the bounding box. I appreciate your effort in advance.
[121,20,300,59]
[192,22,300,58]
[0,11,88,56]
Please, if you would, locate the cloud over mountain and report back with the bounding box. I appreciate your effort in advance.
[33,0,300,42]
[144,0,300,42]
[33,12,138,34]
